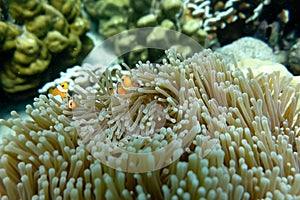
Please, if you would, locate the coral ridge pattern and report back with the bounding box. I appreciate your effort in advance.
[0,0,93,94]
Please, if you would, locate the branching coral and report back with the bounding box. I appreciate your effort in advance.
[185,0,272,45]
[187,0,271,31]
[0,0,93,94]
[1,49,300,199]
[187,0,300,49]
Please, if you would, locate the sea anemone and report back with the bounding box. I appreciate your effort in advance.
[0,49,300,199]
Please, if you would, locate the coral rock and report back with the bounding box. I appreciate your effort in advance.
[216,36,276,64]
[288,38,300,75]
[0,0,93,94]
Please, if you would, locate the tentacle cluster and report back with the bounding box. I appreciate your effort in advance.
[0,49,300,199]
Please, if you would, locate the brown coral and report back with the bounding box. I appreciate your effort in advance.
[82,0,208,66]
[0,0,93,94]
[0,49,300,199]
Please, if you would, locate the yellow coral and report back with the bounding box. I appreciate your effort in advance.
[0,21,21,51]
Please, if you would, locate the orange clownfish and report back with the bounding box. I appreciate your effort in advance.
[48,82,76,109]
[116,75,139,94]
[48,82,69,99]
[121,75,139,88]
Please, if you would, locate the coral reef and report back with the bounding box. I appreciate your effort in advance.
[82,0,208,65]
[258,0,300,49]
[0,0,93,95]
[1,49,300,199]
[81,0,300,64]
[82,0,300,73]
[187,0,300,49]
[83,0,274,46]
[186,0,271,44]
[288,38,300,75]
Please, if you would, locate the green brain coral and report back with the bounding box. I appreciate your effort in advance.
[0,0,93,94]
[0,49,300,199]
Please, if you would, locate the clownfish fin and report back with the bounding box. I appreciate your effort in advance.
[48,87,54,94]
[52,95,64,103]
[131,81,139,88]
[109,87,115,94]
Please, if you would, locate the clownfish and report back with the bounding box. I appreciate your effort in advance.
[115,75,140,94]
[48,82,69,99]
[121,75,139,88]
[48,82,76,109]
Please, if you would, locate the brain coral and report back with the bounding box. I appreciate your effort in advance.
[0,49,300,199]
[0,0,93,94]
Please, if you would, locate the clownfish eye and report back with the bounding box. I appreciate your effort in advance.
[60,82,68,89]
[68,100,76,109]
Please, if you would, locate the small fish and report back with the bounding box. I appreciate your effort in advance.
[48,82,69,99]
[116,82,129,95]
[48,82,76,110]
[116,75,139,94]
[121,75,139,88]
